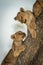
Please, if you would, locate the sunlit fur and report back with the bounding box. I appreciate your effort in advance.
[14,8,36,38]
[11,31,26,57]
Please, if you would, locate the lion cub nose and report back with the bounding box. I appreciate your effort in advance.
[14,17,17,20]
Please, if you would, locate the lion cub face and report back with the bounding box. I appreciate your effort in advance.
[11,31,26,42]
[14,8,26,23]
[14,8,35,24]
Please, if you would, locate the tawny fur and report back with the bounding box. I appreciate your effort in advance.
[14,8,36,38]
[37,0,43,7]
[33,1,42,17]
[11,31,26,57]
[1,31,26,65]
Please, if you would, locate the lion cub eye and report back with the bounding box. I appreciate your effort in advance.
[18,12,20,14]
[24,19,26,23]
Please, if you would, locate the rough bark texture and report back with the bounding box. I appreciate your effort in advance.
[1,0,43,65]
[30,11,43,65]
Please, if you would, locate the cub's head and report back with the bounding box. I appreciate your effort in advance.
[14,8,35,25]
[11,31,26,42]
[14,8,26,23]
[14,8,33,24]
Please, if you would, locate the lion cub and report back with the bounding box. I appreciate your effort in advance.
[33,0,42,17]
[11,31,26,57]
[37,0,43,7]
[14,8,36,38]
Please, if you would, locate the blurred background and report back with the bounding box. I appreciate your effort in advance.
[0,0,36,64]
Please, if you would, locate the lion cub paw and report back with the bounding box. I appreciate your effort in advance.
[14,45,26,57]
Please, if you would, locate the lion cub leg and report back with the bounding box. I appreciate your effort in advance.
[28,26,36,38]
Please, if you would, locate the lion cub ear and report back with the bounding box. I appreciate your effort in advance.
[20,8,25,12]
